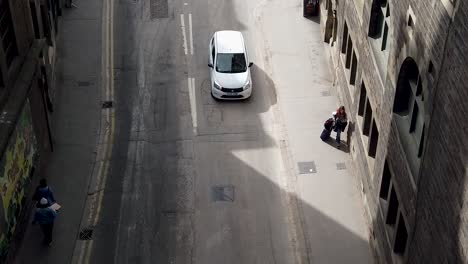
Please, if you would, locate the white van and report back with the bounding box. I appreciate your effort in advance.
[208,31,253,100]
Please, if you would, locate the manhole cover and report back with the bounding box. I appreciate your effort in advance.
[212,185,235,202]
[336,162,346,170]
[321,91,331,97]
[79,228,93,240]
[102,101,113,108]
[150,0,168,19]
[298,161,317,174]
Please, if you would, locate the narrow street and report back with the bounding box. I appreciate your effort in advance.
[15,0,372,263]
[88,0,302,262]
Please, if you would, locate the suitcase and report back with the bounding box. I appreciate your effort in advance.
[320,128,331,141]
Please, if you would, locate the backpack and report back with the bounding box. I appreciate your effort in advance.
[324,118,334,131]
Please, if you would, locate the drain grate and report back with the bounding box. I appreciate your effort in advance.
[212,185,235,202]
[102,101,113,108]
[150,0,168,19]
[79,227,93,240]
[321,91,331,97]
[336,162,346,170]
[298,161,317,174]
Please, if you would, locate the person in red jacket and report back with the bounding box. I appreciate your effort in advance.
[333,106,348,145]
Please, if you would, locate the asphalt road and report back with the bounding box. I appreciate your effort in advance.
[88,0,304,263]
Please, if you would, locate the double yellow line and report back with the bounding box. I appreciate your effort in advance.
[75,0,115,262]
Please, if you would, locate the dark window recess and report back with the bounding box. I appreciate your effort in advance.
[350,52,358,85]
[0,0,19,68]
[416,77,422,96]
[409,101,419,133]
[50,0,58,33]
[358,83,367,116]
[393,79,411,115]
[379,160,391,200]
[368,1,384,38]
[40,5,53,46]
[0,69,4,88]
[386,187,399,226]
[394,215,408,255]
[394,59,419,115]
[345,38,353,69]
[381,22,388,51]
[428,61,434,74]
[368,120,379,158]
[341,22,348,54]
[363,98,373,136]
[30,2,41,38]
[407,15,414,28]
[418,124,425,157]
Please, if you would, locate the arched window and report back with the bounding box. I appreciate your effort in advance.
[393,58,426,180]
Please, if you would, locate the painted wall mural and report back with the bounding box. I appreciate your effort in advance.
[0,100,37,259]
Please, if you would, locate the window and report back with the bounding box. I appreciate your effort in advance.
[345,38,353,68]
[350,52,358,85]
[379,160,391,200]
[368,120,379,158]
[418,124,425,157]
[216,53,247,73]
[393,58,426,178]
[428,61,434,75]
[409,101,419,133]
[407,15,414,28]
[0,0,19,68]
[30,2,41,39]
[368,0,390,40]
[386,187,399,226]
[358,83,367,116]
[363,98,372,136]
[368,0,391,80]
[341,22,348,54]
[381,22,389,51]
[40,4,53,46]
[394,214,408,255]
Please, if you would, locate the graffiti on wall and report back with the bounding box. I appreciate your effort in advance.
[0,100,37,258]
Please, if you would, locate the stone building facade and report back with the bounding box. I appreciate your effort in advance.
[319,0,467,263]
[0,0,63,261]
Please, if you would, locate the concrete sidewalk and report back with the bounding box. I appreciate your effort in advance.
[257,0,373,263]
[13,1,103,263]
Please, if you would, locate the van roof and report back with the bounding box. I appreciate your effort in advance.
[215,31,245,54]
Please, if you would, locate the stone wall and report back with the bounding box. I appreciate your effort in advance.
[407,0,468,261]
[322,0,466,263]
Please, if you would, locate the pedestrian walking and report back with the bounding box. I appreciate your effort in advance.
[33,198,57,246]
[32,178,56,206]
[333,106,348,146]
